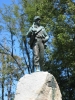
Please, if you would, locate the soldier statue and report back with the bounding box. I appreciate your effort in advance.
[27,16,49,72]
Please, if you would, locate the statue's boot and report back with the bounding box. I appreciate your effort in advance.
[35,66,40,72]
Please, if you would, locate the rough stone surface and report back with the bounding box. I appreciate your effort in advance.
[14,72,62,100]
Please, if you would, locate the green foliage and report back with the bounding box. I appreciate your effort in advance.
[0,1,27,99]
[0,52,25,99]
[0,0,75,99]
[22,0,75,99]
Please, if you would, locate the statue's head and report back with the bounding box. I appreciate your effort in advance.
[34,16,41,22]
[34,16,41,26]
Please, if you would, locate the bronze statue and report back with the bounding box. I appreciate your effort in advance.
[27,16,49,72]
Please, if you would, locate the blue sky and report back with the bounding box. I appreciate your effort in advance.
[0,0,18,7]
[0,0,11,7]
[72,0,75,3]
[0,0,75,99]
[0,1,20,99]
[0,0,22,57]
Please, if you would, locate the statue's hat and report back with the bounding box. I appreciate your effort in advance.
[34,16,41,21]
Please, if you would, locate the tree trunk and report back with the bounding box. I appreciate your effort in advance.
[2,78,4,100]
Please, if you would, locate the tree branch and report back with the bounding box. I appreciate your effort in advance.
[0,43,25,75]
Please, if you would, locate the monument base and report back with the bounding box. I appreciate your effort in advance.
[14,72,62,100]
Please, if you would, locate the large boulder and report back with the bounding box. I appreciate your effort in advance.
[14,72,62,100]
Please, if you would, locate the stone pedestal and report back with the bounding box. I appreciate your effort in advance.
[14,72,62,100]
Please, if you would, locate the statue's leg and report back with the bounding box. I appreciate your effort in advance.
[39,40,45,71]
[33,43,40,72]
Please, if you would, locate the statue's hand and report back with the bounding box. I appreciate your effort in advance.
[42,39,46,43]
[32,27,37,32]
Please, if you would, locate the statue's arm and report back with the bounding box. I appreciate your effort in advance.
[26,27,32,37]
[27,24,38,37]
[42,28,49,42]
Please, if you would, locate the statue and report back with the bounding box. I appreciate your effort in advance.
[27,16,49,72]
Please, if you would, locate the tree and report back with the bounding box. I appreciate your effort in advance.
[22,0,75,99]
[0,1,27,99]
[0,0,75,99]
[0,0,32,73]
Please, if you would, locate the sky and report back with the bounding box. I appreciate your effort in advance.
[0,0,22,57]
[72,0,75,3]
[0,0,75,99]
[0,0,11,7]
[0,1,20,100]
[0,0,19,7]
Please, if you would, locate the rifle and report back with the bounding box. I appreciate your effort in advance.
[28,26,43,49]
